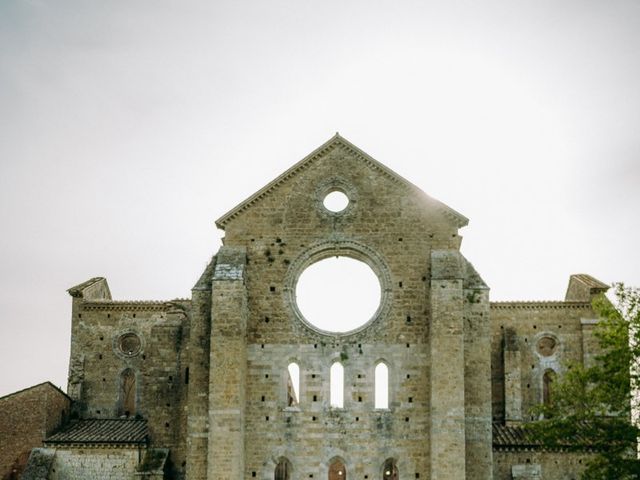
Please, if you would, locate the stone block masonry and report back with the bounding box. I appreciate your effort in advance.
[4,134,608,480]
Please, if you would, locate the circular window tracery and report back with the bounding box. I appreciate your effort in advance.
[286,240,392,337]
[118,332,142,357]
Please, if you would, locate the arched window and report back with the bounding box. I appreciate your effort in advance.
[543,369,556,406]
[330,362,344,408]
[375,362,389,409]
[329,458,346,480]
[118,368,136,417]
[275,457,292,480]
[382,458,398,480]
[287,363,300,406]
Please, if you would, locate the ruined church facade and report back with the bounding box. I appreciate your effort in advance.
[27,135,608,480]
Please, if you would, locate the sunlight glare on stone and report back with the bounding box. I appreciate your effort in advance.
[295,256,381,333]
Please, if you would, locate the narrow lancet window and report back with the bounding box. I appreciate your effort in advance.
[330,362,344,408]
[119,368,136,417]
[287,362,300,406]
[543,369,556,406]
[329,458,346,480]
[275,458,291,480]
[375,362,389,409]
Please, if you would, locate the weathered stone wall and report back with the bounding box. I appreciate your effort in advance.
[493,450,592,480]
[66,281,190,475]
[0,382,70,479]
[490,302,597,422]
[464,285,493,479]
[50,136,608,480]
[48,447,141,480]
[211,139,484,479]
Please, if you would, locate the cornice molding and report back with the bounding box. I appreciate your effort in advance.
[490,301,592,310]
[215,134,468,229]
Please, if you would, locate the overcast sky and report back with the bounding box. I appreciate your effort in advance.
[1,0,639,397]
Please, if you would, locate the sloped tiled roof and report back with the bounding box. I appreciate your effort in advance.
[45,419,148,445]
[493,423,544,449]
[493,422,593,451]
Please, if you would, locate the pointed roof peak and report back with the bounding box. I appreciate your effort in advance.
[215,134,468,229]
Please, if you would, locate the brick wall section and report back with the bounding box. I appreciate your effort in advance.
[0,382,70,479]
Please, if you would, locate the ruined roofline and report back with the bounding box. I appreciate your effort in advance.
[0,381,70,402]
[215,133,469,230]
[569,273,609,290]
[67,277,106,297]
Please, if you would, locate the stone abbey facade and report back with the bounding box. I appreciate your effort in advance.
[18,135,609,479]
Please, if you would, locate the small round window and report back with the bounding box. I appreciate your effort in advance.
[323,191,349,213]
[537,336,557,357]
[118,333,141,357]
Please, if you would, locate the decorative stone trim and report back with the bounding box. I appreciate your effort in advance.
[215,134,468,229]
[113,330,145,359]
[284,239,392,338]
[314,176,358,218]
[491,302,591,310]
[82,301,189,311]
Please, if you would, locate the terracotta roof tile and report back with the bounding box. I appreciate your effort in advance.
[45,419,148,445]
[493,422,593,451]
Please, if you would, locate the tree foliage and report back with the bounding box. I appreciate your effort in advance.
[528,283,640,479]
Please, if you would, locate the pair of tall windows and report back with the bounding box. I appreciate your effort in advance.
[286,362,389,408]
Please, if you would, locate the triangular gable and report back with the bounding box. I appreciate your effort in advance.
[215,133,468,230]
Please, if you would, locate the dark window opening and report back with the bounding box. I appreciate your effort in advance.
[118,368,136,417]
[383,459,398,480]
[275,458,292,480]
[329,459,346,480]
[543,369,556,407]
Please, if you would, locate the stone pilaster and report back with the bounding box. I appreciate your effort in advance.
[580,319,600,369]
[504,328,523,425]
[463,265,493,479]
[207,246,248,480]
[429,250,466,479]
[185,258,216,480]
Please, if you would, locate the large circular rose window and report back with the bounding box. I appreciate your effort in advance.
[295,256,382,333]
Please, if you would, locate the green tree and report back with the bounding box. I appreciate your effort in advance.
[528,283,640,479]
